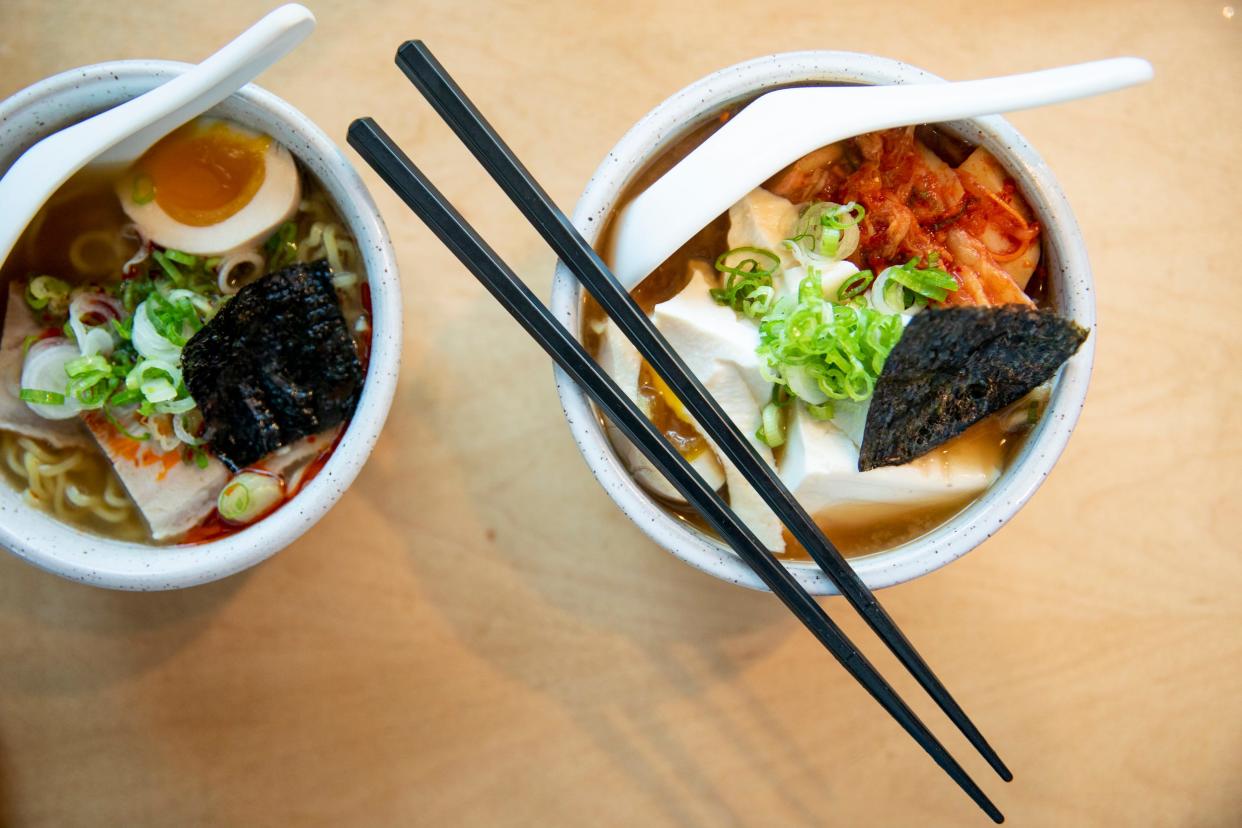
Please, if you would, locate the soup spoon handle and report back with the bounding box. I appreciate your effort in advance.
[611,56,1153,290]
[0,3,315,268]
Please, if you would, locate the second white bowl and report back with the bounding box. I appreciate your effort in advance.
[550,51,1095,595]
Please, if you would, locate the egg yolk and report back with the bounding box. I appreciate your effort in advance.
[134,121,271,227]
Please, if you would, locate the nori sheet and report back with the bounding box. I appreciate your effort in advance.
[859,306,1088,471]
[182,259,363,470]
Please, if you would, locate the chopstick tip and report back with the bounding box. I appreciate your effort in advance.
[396,39,428,64]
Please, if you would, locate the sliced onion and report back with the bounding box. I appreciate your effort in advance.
[217,249,265,295]
[172,410,204,445]
[20,338,82,420]
[131,300,182,362]
[119,223,151,274]
[784,364,829,404]
[869,265,928,317]
[68,291,122,357]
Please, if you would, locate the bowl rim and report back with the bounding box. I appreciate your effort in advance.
[0,59,402,590]
[550,50,1095,595]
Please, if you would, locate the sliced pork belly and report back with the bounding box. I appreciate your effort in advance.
[81,412,229,542]
[81,411,338,542]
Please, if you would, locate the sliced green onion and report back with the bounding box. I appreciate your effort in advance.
[108,387,142,407]
[264,221,299,270]
[787,202,865,262]
[886,257,960,303]
[140,377,177,403]
[757,274,905,405]
[218,471,284,524]
[131,173,155,205]
[103,406,150,442]
[837,270,876,301]
[65,354,109,378]
[755,401,786,448]
[25,275,70,313]
[21,334,40,357]
[151,249,185,286]
[193,448,210,469]
[163,249,198,267]
[20,388,65,405]
[711,247,781,319]
[806,401,835,420]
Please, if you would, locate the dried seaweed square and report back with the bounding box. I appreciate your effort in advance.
[182,260,363,470]
[859,306,1087,471]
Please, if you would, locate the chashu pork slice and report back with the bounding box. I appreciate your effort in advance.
[0,284,91,450]
[82,410,338,542]
[81,413,230,542]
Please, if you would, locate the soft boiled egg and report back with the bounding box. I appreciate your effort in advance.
[117,119,300,256]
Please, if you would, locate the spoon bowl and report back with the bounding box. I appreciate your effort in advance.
[0,3,315,270]
[610,56,1152,290]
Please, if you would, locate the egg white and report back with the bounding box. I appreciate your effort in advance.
[118,124,301,256]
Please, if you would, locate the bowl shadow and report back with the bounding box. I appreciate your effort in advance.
[0,553,248,696]
[357,282,848,825]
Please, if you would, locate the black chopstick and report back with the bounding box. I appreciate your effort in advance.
[346,116,1003,823]
[394,39,1012,784]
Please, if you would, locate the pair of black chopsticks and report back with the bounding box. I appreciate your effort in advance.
[348,40,1008,823]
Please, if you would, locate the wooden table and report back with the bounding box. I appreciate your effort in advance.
[1,1,1238,825]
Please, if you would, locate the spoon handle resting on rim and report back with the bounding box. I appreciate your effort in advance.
[610,56,1153,290]
[0,3,315,269]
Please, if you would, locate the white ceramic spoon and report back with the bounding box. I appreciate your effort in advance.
[0,3,316,267]
[611,56,1153,290]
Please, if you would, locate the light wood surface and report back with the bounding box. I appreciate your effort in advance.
[0,1,1238,825]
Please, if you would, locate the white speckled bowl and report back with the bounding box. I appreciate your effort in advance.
[0,61,401,590]
[551,51,1094,595]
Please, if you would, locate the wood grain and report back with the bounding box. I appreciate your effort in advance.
[0,1,1238,825]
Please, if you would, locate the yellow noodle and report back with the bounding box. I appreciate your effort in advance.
[67,229,124,276]
[1,430,138,534]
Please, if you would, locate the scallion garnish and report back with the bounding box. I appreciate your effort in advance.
[787,202,866,263]
[885,257,960,303]
[218,471,283,524]
[163,249,199,267]
[711,246,781,319]
[103,406,150,442]
[837,270,876,301]
[19,388,65,405]
[151,249,185,286]
[757,275,904,407]
[755,401,786,448]
[264,221,299,270]
[24,275,70,316]
[806,401,835,420]
[131,173,155,205]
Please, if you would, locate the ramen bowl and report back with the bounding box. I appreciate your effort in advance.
[551,51,1094,595]
[0,61,401,590]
